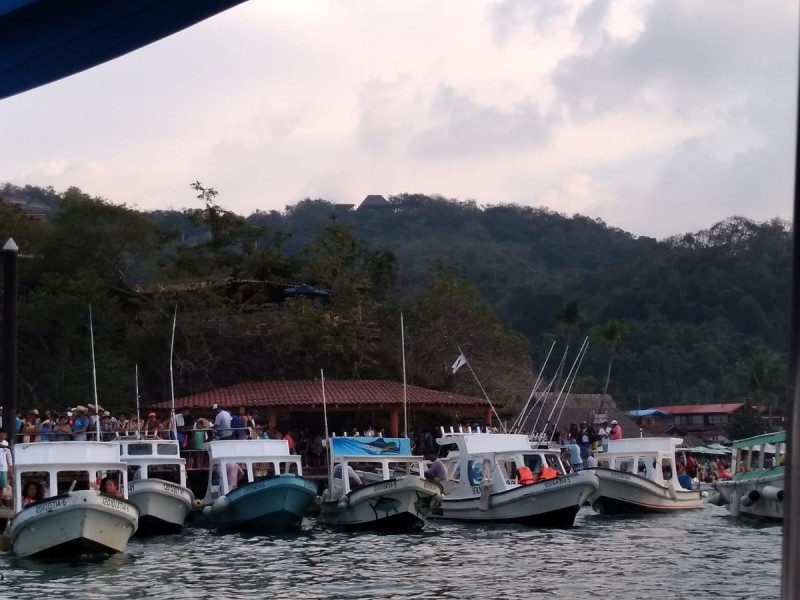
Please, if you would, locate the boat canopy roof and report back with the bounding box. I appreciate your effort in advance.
[330,436,412,457]
[436,433,532,455]
[606,437,683,455]
[14,441,123,467]
[204,439,291,460]
[731,431,786,449]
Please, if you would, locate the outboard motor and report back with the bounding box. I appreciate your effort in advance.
[740,489,760,507]
[761,486,784,502]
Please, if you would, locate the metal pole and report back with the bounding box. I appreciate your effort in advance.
[2,239,18,447]
[401,313,408,438]
[782,30,800,597]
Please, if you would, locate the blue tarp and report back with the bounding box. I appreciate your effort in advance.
[627,409,671,417]
[330,437,411,457]
[0,0,247,100]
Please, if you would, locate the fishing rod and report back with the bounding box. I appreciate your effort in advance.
[541,337,589,438]
[169,307,178,441]
[457,346,506,433]
[510,340,556,433]
[88,304,101,442]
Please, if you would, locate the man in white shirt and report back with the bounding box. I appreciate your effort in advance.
[213,404,233,440]
[597,421,611,452]
[586,451,598,469]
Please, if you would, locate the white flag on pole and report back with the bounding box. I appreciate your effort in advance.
[451,352,467,374]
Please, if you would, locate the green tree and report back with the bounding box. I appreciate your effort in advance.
[596,319,629,395]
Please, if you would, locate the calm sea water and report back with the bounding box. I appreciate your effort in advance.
[0,504,781,600]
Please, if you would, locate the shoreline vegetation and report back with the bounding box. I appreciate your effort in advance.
[0,183,790,429]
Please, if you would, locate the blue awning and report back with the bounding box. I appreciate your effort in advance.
[626,409,671,417]
[0,0,247,100]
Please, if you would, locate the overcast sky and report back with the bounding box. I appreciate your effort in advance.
[0,0,797,238]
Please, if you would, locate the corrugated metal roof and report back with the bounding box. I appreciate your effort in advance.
[652,403,745,415]
[150,379,486,410]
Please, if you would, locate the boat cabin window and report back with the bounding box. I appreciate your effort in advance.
[157,444,179,456]
[497,458,518,480]
[597,458,611,469]
[637,460,648,476]
[449,462,460,481]
[19,471,51,502]
[661,458,673,480]
[253,462,275,479]
[468,459,492,485]
[544,453,564,474]
[616,457,635,473]
[57,470,92,493]
[524,454,542,473]
[279,461,298,475]
[148,464,181,484]
[125,443,153,456]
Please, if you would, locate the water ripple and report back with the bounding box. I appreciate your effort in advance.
[0,507,781,599]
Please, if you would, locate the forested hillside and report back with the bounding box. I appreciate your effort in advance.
[0,184,791,414]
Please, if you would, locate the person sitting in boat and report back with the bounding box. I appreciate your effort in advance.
[21,481,43,507]
[424,452,448,482]
[226,462,246,490]
[331,463,363,496]
[100,477,123,498]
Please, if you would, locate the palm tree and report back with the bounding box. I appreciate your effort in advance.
[746,353,785,429]
[597,319,628,395]
[555,300,583,345]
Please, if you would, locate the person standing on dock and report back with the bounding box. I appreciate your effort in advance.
[597,421,611,452]
[213,404,233,440]
[609,420,622,440]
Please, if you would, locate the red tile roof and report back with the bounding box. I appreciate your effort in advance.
[150,380,487,411]
[652,403,745,415]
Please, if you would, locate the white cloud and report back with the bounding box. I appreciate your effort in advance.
[0,0,795,237]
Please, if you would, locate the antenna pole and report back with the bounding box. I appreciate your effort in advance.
[89,305,101,442]
[169,307,178,441]
[401,313,408,438]
[135,364,141,440]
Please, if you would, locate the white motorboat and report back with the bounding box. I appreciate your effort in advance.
[193,439,318,533]
[318,436,443,530]
[119,439,194,536]
[713,431,785,522]
[433,431,598,527]
[590,437,703,514]
[9,441,138,558]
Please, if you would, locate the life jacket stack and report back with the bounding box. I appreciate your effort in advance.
[516,466,535,486]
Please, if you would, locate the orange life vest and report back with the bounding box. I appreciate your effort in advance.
[517,466,535,486]
[539,465,559,480]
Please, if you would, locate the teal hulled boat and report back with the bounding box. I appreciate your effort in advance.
[713,430,785,522]
[193,439,318,533]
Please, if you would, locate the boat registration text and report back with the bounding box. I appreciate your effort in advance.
[545,477,572,489]
[102,497,131,512]
[372,481,398,492]
[35,499,67,514]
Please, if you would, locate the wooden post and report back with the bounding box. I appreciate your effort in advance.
[268,409,278,431]
[485,407,493,427]
[390,408,399,437]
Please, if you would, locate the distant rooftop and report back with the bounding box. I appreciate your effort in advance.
[357,194,390,210]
